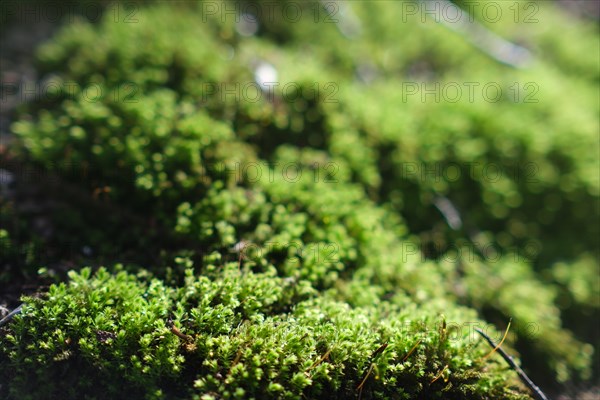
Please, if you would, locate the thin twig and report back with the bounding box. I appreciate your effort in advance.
[170,325,193,342]
[475,328,549,400]
[430,364,449,384]
[482,319,511,360]
[0,304,23,328]
[356,362,375,392]
[371,343,388,358]
[402,338,422,362]
[356,343,389,397]
[307,348,332,371]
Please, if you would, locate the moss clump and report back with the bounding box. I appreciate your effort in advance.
[2,266,529,400]
[1,0,598,398]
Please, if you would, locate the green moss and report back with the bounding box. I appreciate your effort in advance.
[2,0,598,398]
[2,267,528,399]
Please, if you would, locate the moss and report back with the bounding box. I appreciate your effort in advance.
[2,266,528,400]
[1,0,598,398]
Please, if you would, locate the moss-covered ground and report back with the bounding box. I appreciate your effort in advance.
[0,1,598,399]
